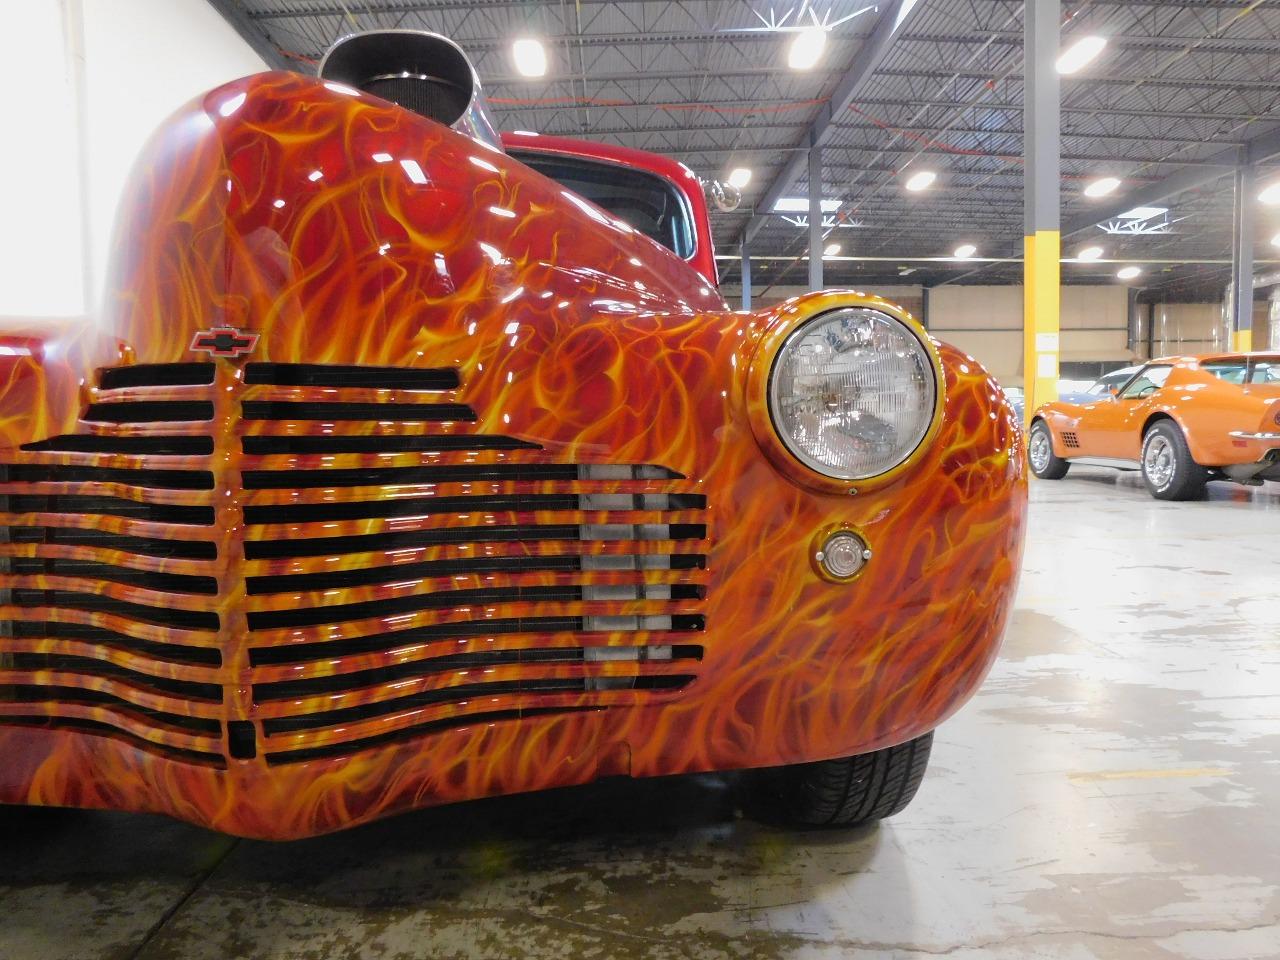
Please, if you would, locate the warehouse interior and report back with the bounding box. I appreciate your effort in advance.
[1,2,1278,959]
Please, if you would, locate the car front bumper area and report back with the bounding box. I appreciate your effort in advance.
[0,341,1025,839]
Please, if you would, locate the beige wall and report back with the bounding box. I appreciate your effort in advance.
[927,285,1134,387]
[717,278,1268,387]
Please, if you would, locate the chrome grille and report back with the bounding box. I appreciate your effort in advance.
[1,361,710,768]
[1,363,223,765]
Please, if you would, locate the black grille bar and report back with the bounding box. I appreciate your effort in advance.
[249,613,706,666]
[7,557,219,595]
[83,401,215,423]
[4,526,217,560]
[2,621,221,666]
[245,552,706,594]
[98,364,215,390]
[255,645,705,700]
[21,435,215,457]
[9,590,220,632]
[242,434,538,455]
[0,494,214,525]
[242,401,475,422]
[243,522,707,560]
[1,464,214,490]
[244,363,459,391]
[246,583,705,631]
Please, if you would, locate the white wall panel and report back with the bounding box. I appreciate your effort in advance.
[0,0,265,320]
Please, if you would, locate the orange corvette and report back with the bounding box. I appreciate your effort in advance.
[1029,354,1280,500]
[0,31,1025,838]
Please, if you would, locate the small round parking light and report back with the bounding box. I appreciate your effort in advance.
[815,531,872,581]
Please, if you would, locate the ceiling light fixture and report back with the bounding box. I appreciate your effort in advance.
[1116,266,1142,280]
[773,197,842,213]
[1077,245,1104,261]
[904,170,937,192]
[824,243,842,257]
[727,167,752,190]
[788,26,827,70]
[1118,206,1168,220]
[1259,182,1280,205]
[953,243,977,259]
[1084,176,1121,198]
[512,38,548,78]
[1056,35,1107,75]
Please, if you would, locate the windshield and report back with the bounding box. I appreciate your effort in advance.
[510,150,695,259]
[1118,365,1172,399]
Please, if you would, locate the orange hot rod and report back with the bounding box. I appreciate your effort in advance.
[1029,353,1280,500]
[0,31,1025,839]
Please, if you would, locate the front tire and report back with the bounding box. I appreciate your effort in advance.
[1141,420,1208,501]
[1028,421,1070,479]
[755,733,933,827]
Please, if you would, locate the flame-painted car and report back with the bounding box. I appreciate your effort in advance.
[1029,353,1280,500]
[0,32,1025,839]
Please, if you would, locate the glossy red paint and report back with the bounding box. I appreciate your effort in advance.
[0,70,1025,838]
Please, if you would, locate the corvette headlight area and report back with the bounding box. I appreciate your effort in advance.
[763,306,942,486]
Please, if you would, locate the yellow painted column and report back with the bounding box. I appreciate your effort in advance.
[1023,230,1061,420]
[1233,329,1254,352]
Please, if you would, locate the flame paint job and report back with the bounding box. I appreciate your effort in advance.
[0,71,1026,839]
[1033,354,1280,466]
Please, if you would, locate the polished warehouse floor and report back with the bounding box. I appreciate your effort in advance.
[3,468,1279,960]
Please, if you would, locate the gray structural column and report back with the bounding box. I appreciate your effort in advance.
[741,244,752,310]
[1232,164,1256,349]
[808,145,823,291]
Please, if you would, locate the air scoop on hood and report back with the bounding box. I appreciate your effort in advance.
[319,29,503,151]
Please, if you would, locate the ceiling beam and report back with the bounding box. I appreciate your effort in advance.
[935,121,1280,287]
[739,0,919,246]
[207,0,290,70]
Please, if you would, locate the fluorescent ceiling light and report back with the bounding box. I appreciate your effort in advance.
[953,243,976,259]
[824,243,842,257]
[788,26,827,70]
[1118,206,1167,220]
[1259,182,1280,205]
[512,38,548,78]
[1056,35,1107,75]
[1116,266,1142,280]
[904,170,937,192]
[1084,176,1121,198]
[1077,245,1104,261]
[727,167,752,190]
[773,197,841,213]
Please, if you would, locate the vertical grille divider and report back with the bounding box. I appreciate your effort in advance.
[212,363,254,761]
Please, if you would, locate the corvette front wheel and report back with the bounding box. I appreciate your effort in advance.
[1028,421,1070,479]
[1142,421,1208,501]
[754,733,933,827]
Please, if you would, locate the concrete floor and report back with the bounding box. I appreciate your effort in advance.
[3,467,1279,960]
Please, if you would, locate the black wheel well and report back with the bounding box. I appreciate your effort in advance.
[1142,412,1177,438]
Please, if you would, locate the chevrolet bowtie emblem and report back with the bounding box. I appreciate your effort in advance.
[190,327,259,358]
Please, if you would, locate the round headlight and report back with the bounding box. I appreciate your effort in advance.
[768,307,938,480]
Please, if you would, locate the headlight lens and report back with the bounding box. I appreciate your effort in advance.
[768,307,937,480]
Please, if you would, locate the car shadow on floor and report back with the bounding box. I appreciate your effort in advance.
[1051,468,1280,507]
[1,771,883,909]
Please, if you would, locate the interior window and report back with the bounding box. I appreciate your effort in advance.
[1118,365,1172,399]
[1250,361,1280,384]
[1202,361,1247,384]
[510,150,694,259]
